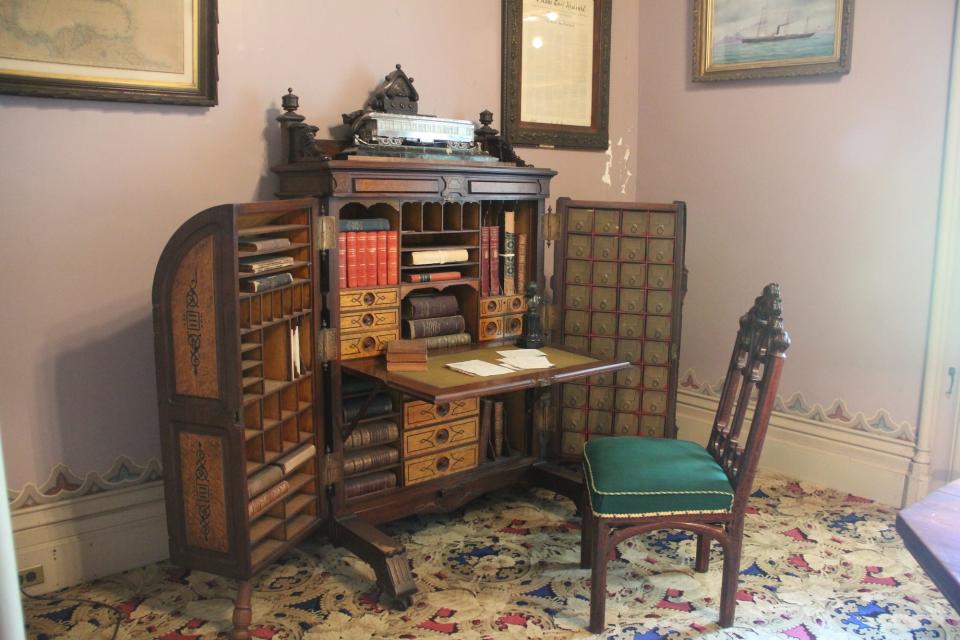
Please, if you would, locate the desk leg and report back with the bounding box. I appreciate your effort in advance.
[332,515,417,609]
[230,580,253,640]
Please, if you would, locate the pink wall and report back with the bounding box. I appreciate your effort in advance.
[634,1,954,429]
[0,0,639,490]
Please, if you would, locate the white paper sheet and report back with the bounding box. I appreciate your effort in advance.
[446,360,518,377]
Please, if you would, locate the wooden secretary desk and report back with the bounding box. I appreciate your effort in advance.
[151,99,686,639]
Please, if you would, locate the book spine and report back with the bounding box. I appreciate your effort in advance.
[403,294,460,320]
[246,465,283,497]
[346,232,359,288]
[409,249,469,266]
[480,226,490,296]
[238,237,291,252]
[489,227,501,295]
[344,420,400,450]
[406,315,466,339]
[357,232,368,286]
[387,230,399,285]
[421,332,472,349]
[377,230,388,285]
[275,443,316,476]
[242,272,293,293]
[343,394,393,422]
[343,446,399,476]
[345,471,397,498]
[247,480,290,518]
[480,398,493,461]
[368,231,380,287]
[338,233,348,290]
[516,233,527,293]
[501,212,516,296]
[338,218,390,232]
[494,401,504,458]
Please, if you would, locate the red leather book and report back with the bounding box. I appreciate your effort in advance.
[366,231,378,288]
[480,226,490,296]
[489,226,501,295]
[356,232,367,286]
[387,230,399,285]
[346,232,359,288]
[338,233,348,290]
[377,230,388,285]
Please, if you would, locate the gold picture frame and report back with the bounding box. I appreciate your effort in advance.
[693,0,853,82]
[501,0,611,150]
[0,0,218,106]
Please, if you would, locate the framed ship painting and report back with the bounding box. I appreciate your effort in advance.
[0,0,218,105]
[693,0,854,81]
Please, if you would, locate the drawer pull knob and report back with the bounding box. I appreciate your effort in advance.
[361,336,377,351]
[362,292,376,306]
[486,300,498,313]
[511,298,523,311]
[656,304,664,312]
[508,317,521,332]
[435,428,450,444]
[656,225,665,235]
[630,224,638,233]
[436,456,450,472]
[361,312,375,327]
[436,403,450,416]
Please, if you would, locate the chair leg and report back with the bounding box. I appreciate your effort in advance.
[589,520,609,634]
[718,534,742,627]
[695,533,711,572]
[580,495,594,569]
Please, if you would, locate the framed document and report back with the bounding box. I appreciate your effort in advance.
[501,0,611,150]
[0,0,218,106]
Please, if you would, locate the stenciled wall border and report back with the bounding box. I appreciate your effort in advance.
[678,368,916,442]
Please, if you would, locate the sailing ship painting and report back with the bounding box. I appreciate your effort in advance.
[710,0,839,66]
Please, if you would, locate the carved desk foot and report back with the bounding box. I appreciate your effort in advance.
[333,515,418,608]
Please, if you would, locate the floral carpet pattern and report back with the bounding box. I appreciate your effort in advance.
[22,473,960,639]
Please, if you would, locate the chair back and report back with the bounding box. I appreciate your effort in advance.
[706,283,790,507]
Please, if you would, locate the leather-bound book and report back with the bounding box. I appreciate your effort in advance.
[367,231,378,287]
[386,339,427,361]
[247,465,283,498]
[516,233,527,293]
[387,230,399,285]
[405,271,461,283]
[481,226,490,296]
[408,249,469,265]
[240,272,294,293]
[405,315,466,339]
[338,233,348,289]
[275,443,317,476]
[377,230,388,285]
[480,398,493,461]
[402,294,459,320]
[494,401,504,458]
[421,332,472,350]
[346,231,359,288]
[356,232,367,286]
[501,211,516,295]
[338,218,390,232]
[488,226,501,295]
[247,480,290,518]
[344,471,397,499]
[343,393,394,422]
[343,420,400,450]
[343,445,400,475]
[238,236,291,252]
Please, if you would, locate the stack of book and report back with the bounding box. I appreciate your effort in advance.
[246,443,316,518]
[338,218,399,288]
[481,210,528,296]
[385,339,428,371]
[401,294,471,349]
[340,387,401,499]
[239,255,295,274]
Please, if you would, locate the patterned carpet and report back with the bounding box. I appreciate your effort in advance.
[22,473,960,639]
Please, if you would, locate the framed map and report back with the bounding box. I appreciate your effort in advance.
[501,0,611,150]
[0,0,218,105]
[693,0,854,81]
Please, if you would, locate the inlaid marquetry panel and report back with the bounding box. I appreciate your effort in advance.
[179,431,229,553]
[172,235,220,399]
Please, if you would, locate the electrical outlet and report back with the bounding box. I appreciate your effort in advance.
[18,565,44,588]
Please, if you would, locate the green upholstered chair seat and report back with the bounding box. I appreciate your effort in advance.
[584,437,735,517]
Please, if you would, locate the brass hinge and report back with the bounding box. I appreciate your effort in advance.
[544,206,560,245]
[315,215,338,251]
[317,327,339,362]
[543,303,560,331]
[320,452,343,486]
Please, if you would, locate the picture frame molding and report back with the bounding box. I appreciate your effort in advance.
[0,0,219,106]
[501,0,612,150]
[692,0,854,82]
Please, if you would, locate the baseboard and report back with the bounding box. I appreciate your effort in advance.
[12,480,168,594]
[677,390,915,507]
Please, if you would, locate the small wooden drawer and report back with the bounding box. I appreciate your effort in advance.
[648,239,674,263]
[615,339,642,364]
[617,365,642,388]
[614,413,639,436]
[565,285,590,310]
[593,236,618,260]
[503,314,523,337]
[588,371,614,386]
[646,316,672,341]
[591,312,617,337]
[567,234,592,259]
[479,316,503,340]
[594,210,620,235]
[644,366,669,391]
[643,341,670,365]
[340,309,399,333]
[592,287,617,312]
[561,431,587,456]
[620,263,646,288]
[566,260,591,285]
[405,397,479,428]
[563,408,587,432]
[587,410,613,434]
[504,295,526,314]
[403,417,478,458]
[592,262,617,287]
[340,287,400,311]
[404,443,478,486]
[340,330,398,360]
[650,212,675,237]
[590,337,616,359]
[564,335,589,352]
[648,264,674,289]
[589,387,614,411]
[647,290,673,315]
[615,388,640,412]
[642,391,668,415]
[563,383,588,408]
[480,297,504,317]
[568,208,594,233]
[619,289,645,314]
[618,314,644,339]
[641,415,666,437]
[622,211,648,236]
[620,237,646,262]
[565,310,589,336]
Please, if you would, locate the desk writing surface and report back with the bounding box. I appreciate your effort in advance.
[341,345,629,404]
[897,479,960,613]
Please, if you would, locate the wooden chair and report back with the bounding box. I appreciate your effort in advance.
[579,283,790,632]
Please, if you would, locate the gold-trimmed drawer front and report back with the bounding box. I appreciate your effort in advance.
[591,312,617,337]
[403,417,478,458]
[647,290,673,316]
[503,314,523,337]
[480,297,504,317]
[592,287,617,312]
[563,408,587,432]
[404,443,478,485]
[648,239,674,264]
[340,287,400,311]
[563,383,588,408]
[620,237,646,262]
[650,212,675,237]
[648,264,674,289]
[404,397,479,429]
[565,310,589,336]
[480,316,504,341]
[641,415,666,437]
[567,234,591,259]
[566,260,591,285]
[594,210,620,235]
[592,262,617,287]
[565,285,590,310]
[622,211,649,237]
[644,341,670,365]
[568,208,594,234]
[340,309,399,333]
[587,410,613,434]
[504,295,526,314]
[620,263,646,288]
[593,236,618,261]
[340,330,397,360]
